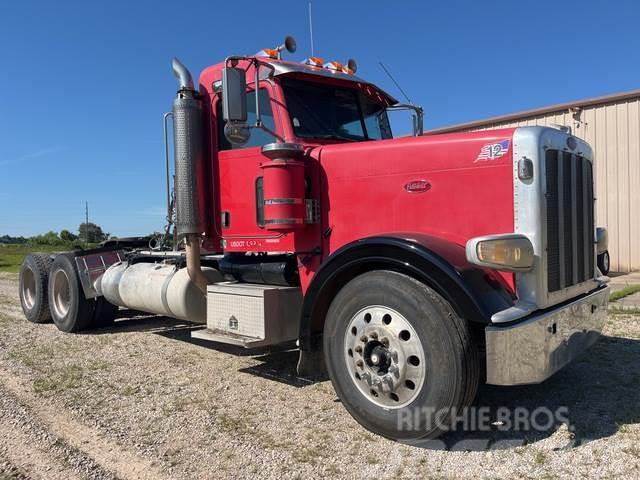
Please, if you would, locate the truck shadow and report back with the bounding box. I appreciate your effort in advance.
[88,311,639,449]
[237,349,320,387]
[420,334,640,451]
[90,310,313,366]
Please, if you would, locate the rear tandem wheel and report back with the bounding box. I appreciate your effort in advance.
[47,254,119,332]
[19,253,54,323]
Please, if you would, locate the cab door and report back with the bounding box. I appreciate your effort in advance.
[215,83,288,252]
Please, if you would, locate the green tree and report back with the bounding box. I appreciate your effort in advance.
[0,235,27,244]
[29,231,64,246]
[78,223,108,243]
[60,229,78,242]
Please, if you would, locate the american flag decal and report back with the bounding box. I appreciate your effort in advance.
[475,139,510,162]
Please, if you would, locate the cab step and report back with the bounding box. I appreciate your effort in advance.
[191,327,270,348]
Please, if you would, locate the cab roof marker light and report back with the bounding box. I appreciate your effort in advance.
[324,61,345,72]
[256,48,279,59]
[303,56,325,68]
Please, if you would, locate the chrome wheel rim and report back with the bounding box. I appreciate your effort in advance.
[51,269,71,319]
[21,268,36,310]
[344,305,426,409]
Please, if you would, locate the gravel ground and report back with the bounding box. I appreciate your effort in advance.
[0,271,639,479]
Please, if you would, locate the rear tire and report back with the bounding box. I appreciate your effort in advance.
[19,254,54,323]
[48,254,95,333]
[323,270,479,442]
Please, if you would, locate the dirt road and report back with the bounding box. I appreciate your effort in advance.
[0,271,639,479]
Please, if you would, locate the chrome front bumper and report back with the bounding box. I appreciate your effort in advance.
[485,286,609,386]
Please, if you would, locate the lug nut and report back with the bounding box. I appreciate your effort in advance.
[370,332,378,340]
[360,335,368,343]
[354,345,363,354]
[380,337,389,347]
[356,359,364,368]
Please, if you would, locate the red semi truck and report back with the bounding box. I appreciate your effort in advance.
[18,36,610,441]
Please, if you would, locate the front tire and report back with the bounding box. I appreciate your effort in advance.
[598,251,610,275]
[48,254,95,333]
[323,270,479,441]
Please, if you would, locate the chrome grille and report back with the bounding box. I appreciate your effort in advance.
[545,150,594,292]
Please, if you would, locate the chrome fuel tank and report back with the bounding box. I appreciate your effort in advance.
[99,262,222,323]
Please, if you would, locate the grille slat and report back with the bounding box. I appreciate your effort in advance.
[557,151,566,289]
[581,160,589,278]
[570,154,579,286]
[546,153,560,292]
[562,153,573,288]
[586,162,595,276]
[545,149,594,293]
[576,158,586,281]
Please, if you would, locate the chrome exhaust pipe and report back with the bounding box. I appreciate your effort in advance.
[171,58,207,295]
[185,234,208,295]
[172,57,194,90]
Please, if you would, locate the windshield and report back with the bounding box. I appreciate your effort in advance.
[281,77,393,142]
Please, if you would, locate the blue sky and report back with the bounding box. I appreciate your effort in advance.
[1,0,638,237]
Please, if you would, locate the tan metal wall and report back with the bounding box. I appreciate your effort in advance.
[461,99,640,272]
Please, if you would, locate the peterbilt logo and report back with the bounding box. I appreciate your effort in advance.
[404,180,431,193]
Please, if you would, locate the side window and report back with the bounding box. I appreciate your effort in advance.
[217,88,276,150]
[362,110,392,140]
[360,93,392,140]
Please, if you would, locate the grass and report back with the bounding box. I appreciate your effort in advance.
[610,284,640,302]
[32,364,84,394]
[533,450,547,466]
[623,446,640,458]
[0,243,98,273]
[0,244,59,273]
[609,306,640,315]
[7,339,112,396]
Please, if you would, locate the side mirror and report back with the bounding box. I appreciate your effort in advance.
[222,67,248,122]
[222,66,250,145]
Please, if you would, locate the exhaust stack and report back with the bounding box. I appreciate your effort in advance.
[172,57,194,90]
[171,58,208,294]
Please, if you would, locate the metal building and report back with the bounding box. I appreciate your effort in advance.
[428,89,640,273]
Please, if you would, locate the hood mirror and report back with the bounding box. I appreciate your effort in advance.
[224,122,250,146]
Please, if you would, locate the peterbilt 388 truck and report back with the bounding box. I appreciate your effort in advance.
[18,36,610,441]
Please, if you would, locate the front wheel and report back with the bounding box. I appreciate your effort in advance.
[323,270,479,441]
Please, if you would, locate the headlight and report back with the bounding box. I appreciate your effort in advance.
[466,234,534,272]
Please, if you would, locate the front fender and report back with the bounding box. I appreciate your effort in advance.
[299,234,515,351]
